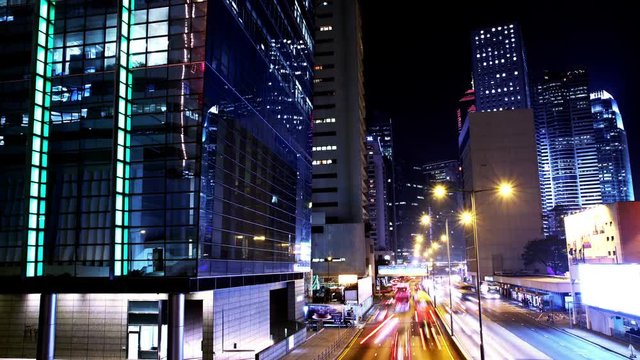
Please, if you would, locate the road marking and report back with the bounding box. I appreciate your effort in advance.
[336,328,364,360]
[430,325,442,350]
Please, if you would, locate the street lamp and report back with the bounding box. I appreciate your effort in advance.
[325,256,333,283]
[432,181,515,360]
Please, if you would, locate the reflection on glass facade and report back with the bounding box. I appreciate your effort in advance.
[590,90,634,204]
[0,0,313,279]
[534,69,601,237]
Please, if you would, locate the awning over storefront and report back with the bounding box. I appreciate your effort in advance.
[493,275,572,293]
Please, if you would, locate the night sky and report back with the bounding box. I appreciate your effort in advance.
[362,1,640,192]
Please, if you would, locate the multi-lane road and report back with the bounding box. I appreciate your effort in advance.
[435,279,627,360]
[339,282,462,360]
[339,277,628,360]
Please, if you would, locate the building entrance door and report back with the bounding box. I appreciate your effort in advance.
[127,331,139,359]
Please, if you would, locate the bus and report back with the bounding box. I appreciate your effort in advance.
[394,283,410,312]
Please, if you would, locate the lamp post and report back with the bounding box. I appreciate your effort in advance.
[432,182,514,360]
[441,218,454,336]
[469,191,485,360]
[421,214,454,334]
[325,256,333,284]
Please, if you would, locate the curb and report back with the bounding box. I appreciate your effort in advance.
[435,306,472,360]
[510,301,630,358]
[553,327,629,359]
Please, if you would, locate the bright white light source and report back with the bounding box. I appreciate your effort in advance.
[579,264,640,316]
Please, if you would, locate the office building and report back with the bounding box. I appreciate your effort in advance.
[421,160,465,262]
[534,70,601,237]
[367,114,394,158]
[0,0,313,359]
[311,0,372,285]
[366,136,389,251]
[459,109,543,281]
[590,90,634,203]
[471,23,530,111]
[393,165,427,254]
[368,114,397,256]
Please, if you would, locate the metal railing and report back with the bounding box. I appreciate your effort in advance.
[313,327,359,360]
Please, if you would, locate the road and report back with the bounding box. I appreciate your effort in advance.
[431,278,626,360]
[481,300,626,360]
[339,283,462,360]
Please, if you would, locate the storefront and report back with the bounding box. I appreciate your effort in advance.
[492,275,572,311]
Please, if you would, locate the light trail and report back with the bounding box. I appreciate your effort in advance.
[360,314,397,344]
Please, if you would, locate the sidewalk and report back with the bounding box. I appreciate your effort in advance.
[283,300,380,360]
[507,299,635,358]
[560,326,635,358]
[281,327,360,360]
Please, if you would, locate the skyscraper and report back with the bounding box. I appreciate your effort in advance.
[366,136,389,251]
[368,115,394,158]
[0,1,313,358]
[393,165,427,255]
[421,160,465,262]
[311,0,372,283]
[471,23,530,112]
[534,69,601,236]
[368,114,397,255]
[590,90,635,203]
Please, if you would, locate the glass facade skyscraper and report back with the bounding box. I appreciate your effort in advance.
[0,0,313,358]
[591,90,634,203]
[534,69,601,237]
[471,23,530,112]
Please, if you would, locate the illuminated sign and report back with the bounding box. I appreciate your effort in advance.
[378,265,428,277]
[338,274,358,285]
[579,264,640,316]
[564,205,619,263]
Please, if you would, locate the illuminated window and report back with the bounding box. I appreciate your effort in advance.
[312,145,337,151]
[312,159,335,165]
[320,26,332,31]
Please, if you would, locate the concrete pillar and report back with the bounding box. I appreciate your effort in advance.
[36,293,57,360]
[168,293,185,360]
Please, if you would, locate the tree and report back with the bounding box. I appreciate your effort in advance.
[521,235,568,275]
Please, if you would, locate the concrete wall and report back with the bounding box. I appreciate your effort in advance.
[461,110,544,279]
[0,294,40,358]
[213,280,303,360]
[255,326,306,360]
[0,282,307,360]
[0,292,213,360]
[311,223,369,277]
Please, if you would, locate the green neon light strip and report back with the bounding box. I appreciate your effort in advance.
[114,0,133,276]
[26,0,55,277]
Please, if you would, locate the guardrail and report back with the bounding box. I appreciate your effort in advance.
[313,327,359,360]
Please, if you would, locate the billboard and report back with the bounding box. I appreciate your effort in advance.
[579,264,640,316]
[357,277,373,304]
[378,265,428,276]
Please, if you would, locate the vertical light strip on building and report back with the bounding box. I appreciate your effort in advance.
[26,0,56,277]
[113,0,134,276]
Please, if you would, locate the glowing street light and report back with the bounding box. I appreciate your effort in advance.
[432,184,447,199]
[459,210,473,226]
[415,234,424,244]
[430,180,516,360]
[420,214,431,226]
[498,181,514,198]
[440,234,448,242]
